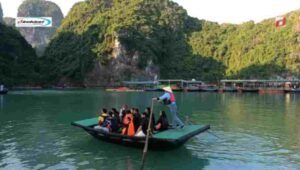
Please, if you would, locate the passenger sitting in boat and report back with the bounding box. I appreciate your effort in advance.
[94,109,111,132]
[155,111,169,131]
[121,110,135,136]
[98,108,109,126]
[108,111,119,133]
[135,112,150,137]
[119,104,128,122]
[112,108,121,126]
[133,108,141,132]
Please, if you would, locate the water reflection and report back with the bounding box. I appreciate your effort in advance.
[0,90,299,169]
[0,95,3,110]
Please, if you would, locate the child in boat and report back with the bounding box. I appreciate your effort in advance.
[155,111,169,131]
[98,108,109,126]
[94,109,111,132]
[135,112,151,137]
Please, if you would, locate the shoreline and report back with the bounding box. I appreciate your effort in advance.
[9,86,106,91]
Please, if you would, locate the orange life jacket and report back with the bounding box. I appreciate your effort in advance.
[122,113,135,136]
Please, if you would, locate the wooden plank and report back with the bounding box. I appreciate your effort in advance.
[74,117,98,126]
[153,125,207,140]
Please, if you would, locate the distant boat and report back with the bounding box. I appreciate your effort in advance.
[106,87,143,92]
[200,85,218,92]
[219,87,238,92]
[239,87,259,93]
[143,88,162,92]
[72,117,210,149]
[259,88,284,94]
[0,87,8,95]
[284,88,300,93]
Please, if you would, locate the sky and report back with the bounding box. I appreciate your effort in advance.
[0,0,299,24]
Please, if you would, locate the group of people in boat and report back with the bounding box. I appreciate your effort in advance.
[94,86,185,137]
[94,106,170,137]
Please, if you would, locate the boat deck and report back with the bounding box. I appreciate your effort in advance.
[73,117,210,141]
[153,125,207,140]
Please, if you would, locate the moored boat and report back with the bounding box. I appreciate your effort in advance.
[284,88,300,93]
[259,88,284,94]
[0,84,8,95]
[106,87,143,92]
[240,87,259,93]
[200,85,218,92]
[219,87,238,92]
[0,89,8,95]
[143,88,162,92]
[71,117,210,149]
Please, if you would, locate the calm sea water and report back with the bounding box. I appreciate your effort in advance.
[0,90,299,170]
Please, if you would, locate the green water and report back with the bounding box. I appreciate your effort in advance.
[0,90,299,170]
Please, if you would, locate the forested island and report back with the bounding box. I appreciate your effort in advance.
[0,0,300,87]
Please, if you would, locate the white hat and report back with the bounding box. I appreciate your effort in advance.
[162,86,173,93]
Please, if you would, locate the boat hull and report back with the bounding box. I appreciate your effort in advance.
[219,88,238,92]
[259,88,284,94]
[284,89,300,93]
[71,118,210,149]
[201,88,218,92]
[240,88,259,93]
[0,89,8,95]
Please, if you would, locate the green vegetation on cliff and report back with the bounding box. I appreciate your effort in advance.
[189,11,300,78]
[42,0,225,85]
[0,23,38,86]
[42,0,300,85]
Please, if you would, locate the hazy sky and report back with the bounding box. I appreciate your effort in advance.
[0,0,299,24]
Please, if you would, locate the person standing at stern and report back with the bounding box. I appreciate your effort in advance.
[153,86,184,129]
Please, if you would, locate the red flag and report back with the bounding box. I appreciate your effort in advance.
[275,16,286,28]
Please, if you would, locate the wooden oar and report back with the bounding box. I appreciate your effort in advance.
[140,98,155,170]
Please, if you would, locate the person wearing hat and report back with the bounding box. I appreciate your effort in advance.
[153,86,184,128]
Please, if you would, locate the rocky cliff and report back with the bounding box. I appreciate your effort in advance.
[0,2,3,23]
[17,0,64,56]
[3,17,15,27]
[42,0,216,86]
[41,0,300,86]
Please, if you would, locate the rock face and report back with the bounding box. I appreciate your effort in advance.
[42,0,300,86]
[42,0,199,86]
[84,37,159,86]
[17,0,64,56]
[3,17,15,27]
[0,2,3,23]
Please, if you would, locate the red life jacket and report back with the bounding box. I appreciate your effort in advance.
[168,92,176,103]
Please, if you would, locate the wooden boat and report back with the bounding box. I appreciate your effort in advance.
[240,87,259,93]
[184,86,202,92]
[71,117,210,149]
[143,88,162,92]
[284,88,300,93]
[106,87,143,92]
[259,88,284,94]
[200,85,218,92]
[219,87,238,92]
[0,89,8,95]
